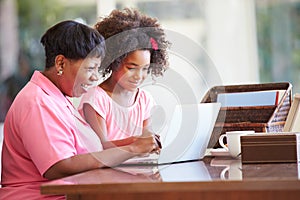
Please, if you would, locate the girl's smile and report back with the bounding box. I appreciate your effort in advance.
[111,50,151,92]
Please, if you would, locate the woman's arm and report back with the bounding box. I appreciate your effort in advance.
[43,134,158,180]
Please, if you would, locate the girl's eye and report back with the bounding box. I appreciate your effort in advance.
[126,66,135,70]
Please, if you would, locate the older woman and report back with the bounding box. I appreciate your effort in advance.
[0,20,159,200]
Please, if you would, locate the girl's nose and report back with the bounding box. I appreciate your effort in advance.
[134,70,142,80]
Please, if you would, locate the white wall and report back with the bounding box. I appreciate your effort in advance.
[205,0,259,85]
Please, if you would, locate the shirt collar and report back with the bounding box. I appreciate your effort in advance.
[31,70,67,103]
[30,70,88,124]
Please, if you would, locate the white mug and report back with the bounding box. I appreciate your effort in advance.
[220,159,242,180]
[219,130,254,157]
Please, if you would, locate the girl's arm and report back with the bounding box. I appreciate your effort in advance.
[83,103,137,149]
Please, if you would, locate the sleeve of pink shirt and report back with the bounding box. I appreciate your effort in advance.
[19,98,77,176]
[79,86,110,120]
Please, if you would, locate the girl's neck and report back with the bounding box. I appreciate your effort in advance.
[100,80,138,107]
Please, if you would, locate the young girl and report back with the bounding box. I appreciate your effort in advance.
[78,8,171,149]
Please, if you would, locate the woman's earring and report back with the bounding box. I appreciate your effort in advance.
[57,69,63,76]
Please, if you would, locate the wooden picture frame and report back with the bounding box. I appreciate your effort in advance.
[283,93,300,132]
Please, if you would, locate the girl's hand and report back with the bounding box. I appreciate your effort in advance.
[129,134,160,155]
[141,129,162,149]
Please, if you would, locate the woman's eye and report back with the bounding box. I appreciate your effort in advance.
[85,67,95,72]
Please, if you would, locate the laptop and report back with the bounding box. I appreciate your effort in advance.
[123,102,221,165]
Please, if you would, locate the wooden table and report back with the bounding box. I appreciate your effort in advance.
[41,156,300,200]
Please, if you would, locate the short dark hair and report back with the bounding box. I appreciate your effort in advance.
[40,20,105,68]
[95,8,171,78]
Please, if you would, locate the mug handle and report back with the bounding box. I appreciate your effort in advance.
[220,166,230,180]
[218,134,228,150]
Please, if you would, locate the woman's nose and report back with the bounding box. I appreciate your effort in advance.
[90,71,100,82]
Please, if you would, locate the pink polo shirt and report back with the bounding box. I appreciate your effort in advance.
[0,71,102,200]
[78,86,155,140]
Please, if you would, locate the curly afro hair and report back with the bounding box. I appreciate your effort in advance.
[95,8,171,78]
